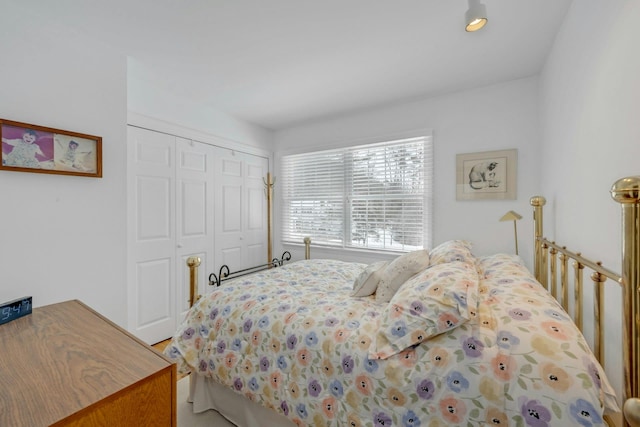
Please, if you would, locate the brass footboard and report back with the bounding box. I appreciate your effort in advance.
[531,176,640,426]
[612,177,640,427]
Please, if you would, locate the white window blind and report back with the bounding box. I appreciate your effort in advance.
[281,134,432,253]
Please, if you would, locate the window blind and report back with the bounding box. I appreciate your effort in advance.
[281,134,432,252]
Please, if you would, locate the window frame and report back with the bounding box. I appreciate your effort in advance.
[278,131,433,255]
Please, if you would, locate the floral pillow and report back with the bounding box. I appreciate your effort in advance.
[477,253,531,280]
[370,261,479,359]
[351,260,388,297]
[428,240,474,266]
[375,249,430,303]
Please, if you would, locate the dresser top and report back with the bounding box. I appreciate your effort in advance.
[0,299,173,426]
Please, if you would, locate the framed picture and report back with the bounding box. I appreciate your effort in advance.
[0,119,102,178]
[456,149,517,200]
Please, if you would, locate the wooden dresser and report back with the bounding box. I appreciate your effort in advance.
[0,300,176,426]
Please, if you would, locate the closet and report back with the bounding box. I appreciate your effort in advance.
[127,126,269,344]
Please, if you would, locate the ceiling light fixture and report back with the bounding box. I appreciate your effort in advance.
[465,0,488,32]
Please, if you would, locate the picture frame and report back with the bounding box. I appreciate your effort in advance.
[456,149,517,200]
[0,118,102,178]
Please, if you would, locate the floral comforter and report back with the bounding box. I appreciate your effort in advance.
[165,255,618,426]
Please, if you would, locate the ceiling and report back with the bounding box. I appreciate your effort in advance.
[18,0,572,130]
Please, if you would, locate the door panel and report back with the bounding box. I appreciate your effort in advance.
[222,158,242,176]
[243,153,269,268]
[175,137,215,321]
[247,187,263,230]
[220,247,242,268]
[180,180,206,236]
[128,126,176,344]
[137,176,172,241]
[136,258,172,327]
[222,185,242,232]
[128,128,215,344]
[214,148,269,274]
[247,243,265,265]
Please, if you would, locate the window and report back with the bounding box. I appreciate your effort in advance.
[281,134,432,253]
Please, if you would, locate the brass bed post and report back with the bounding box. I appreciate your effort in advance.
[265,173,275,265]
[592,268,606,365]
[573,257,585,332]
[187,256,201,307]
[550,245,558,300]
[541,242,549,290]
[560,250,569,312]
[304,237,311,260]
[611,177,640,426]
[530,196,546,283]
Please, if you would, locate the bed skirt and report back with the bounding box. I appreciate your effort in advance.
[188,374,295,427]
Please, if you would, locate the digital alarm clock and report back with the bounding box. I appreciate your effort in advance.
[0,296,33,325]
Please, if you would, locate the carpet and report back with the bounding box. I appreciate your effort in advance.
[177,376,235,427]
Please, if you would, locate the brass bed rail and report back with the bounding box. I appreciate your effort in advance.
[532,176,640,426]
[207,251,292,288]
[185,252,292,308]
[187,237,312,308]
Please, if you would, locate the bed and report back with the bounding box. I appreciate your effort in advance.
[165,176,640,426]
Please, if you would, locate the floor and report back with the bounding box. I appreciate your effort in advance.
[176,376,235,427]
[153,339,236,427]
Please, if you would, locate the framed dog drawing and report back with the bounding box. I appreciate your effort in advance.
[456,149,517,200]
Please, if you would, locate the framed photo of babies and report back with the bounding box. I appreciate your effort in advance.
[0,118,102,178]
[456,149,517,200]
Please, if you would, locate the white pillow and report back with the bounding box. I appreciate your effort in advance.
[375,249,430,303]
[351,261,388,297]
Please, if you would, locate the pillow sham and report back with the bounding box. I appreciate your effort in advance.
[375,249,430,303]
[351,260,388,297]
[370,261,479,359]
[428,239,474,266]
[477,253,531,280]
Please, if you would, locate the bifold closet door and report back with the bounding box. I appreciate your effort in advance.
[128,126,177,344]
[175,138,215,321]
[214,147,270,275]
[127,126,215,344]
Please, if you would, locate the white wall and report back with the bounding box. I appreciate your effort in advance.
[539,0,640,399]
[0,6,128,324]
[127,59,274,153]
[274,77,540,266]
[0,3,275,329]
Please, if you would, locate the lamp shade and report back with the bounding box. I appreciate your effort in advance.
[465,0,488,32]
[499,210,523,222]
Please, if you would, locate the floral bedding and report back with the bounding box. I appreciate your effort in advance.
[165,254,619,427]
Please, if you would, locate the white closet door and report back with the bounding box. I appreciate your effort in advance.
[213,148,269,276]
[244,154,270,267]
[127,126,177,344]
[128,127,216,344]
[175,137,215,319]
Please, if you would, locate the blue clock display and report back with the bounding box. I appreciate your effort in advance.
[0,296,33,325]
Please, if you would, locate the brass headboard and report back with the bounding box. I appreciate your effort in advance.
[531,176,640,427]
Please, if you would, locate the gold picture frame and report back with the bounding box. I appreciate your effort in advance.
[0,118,102,178]
[456,149,516,200]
